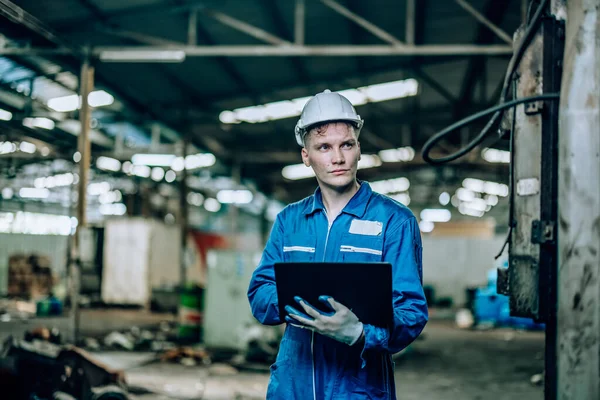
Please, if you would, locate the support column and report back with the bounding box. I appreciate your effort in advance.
[179,137,189,289]
[71,56,94,344]
[558,1,600,398]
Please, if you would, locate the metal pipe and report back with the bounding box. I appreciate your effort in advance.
[558,0,600,399]
[320,0,403,45]
[89,44,513,58]
[455,0,513,44]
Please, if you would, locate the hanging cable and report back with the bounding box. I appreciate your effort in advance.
[422,0,551,165]
[494,79,520,260]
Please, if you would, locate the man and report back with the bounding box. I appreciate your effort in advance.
[247,89,428,399]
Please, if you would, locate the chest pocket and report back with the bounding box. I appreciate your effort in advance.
[340,233,383,262]
[283,234,316,262]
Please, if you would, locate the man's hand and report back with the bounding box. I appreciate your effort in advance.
[285,295,364,346]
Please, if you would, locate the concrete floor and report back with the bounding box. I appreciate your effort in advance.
[97,321,544,400]
[1,309,545,399]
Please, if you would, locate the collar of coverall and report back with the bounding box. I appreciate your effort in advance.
[303,180,372,218]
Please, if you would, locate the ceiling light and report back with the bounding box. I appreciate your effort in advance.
[358,154,382,169]
[439,192,450,206]
[99,50,186,63]
[0,108,13,121]
[420,208,451,223]
[88,90,114,107]
[187,192,204,207]
[419,220,434,233]
[456,188,476,202]
[99,203,127,216]
[165,170,177,183]
[0,141,17,154]
[97,156,121,172]
[47,94,79,112]
[378,146,415,163]
[485,194,499,206]
[34,173,75,189]
[220,79,418,124]
[19,141,36,154]
[482,148,511,164]
[19,188,50,199]
[2,188,14,199]
[370,177,410,194]
[458,203,484,218]
[122,161,133,174]
[204,198,221,213]
[132,153,176,167]
[88,182,111,196]
[132,165,151,178]
[23,117,55,130]
[361,78,419,102]
[483,181,509,197]
[462,178,485,193]
[389,192,410,206]
[151,167,165,182]
[282,164,315,180]
[185,153,216,170]
[464,198,488,212]
[217,189,253,204]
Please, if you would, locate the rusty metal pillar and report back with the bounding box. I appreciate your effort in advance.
[558,0,600,398]
[71,55,94,344]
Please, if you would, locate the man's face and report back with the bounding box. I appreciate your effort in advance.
[301,122,361,192]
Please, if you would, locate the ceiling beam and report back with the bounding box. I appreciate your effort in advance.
[200,8,290,46]
[455,0,513,45]
[455,0,511,117]
[262,0,311,84]
[320,0,403,45]
[53,0,206,33]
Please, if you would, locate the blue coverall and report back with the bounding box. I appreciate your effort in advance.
[248,182,428,399]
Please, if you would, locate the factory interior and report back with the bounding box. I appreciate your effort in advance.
[0,0,598,399]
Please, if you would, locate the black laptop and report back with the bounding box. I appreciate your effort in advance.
[274,262,393,328]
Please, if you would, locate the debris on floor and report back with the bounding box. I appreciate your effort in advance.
[0,335,130,400]
[83,321,179,353]
[0,299,36,321]
[159,345,211,366]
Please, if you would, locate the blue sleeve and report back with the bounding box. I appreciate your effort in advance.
[362,216,428,357]
[247,213,284,325]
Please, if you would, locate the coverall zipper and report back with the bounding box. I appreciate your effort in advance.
[311,209,336,400]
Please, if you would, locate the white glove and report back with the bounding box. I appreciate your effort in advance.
[285,295,364,346]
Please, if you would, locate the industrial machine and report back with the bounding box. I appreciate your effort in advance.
[423,1,600,399]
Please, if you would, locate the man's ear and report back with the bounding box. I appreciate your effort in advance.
[301,147,310,167]
[357,140,361,161]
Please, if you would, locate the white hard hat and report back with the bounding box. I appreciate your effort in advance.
[294,89,364,146]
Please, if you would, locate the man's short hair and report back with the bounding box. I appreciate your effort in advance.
[303,121,356,147]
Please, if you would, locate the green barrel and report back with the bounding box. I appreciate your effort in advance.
[178,285,204,343]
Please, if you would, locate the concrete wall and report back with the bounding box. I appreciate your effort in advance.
[421,236,506,307]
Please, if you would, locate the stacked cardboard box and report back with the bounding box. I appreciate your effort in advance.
[7,254,56,299]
